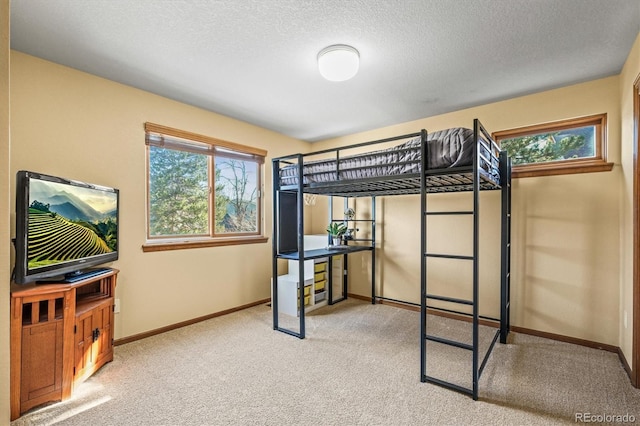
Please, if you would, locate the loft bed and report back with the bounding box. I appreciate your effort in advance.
[271,119,511,400]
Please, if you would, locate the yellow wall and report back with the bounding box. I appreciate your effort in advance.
[9,51,309,339]
[619,32,640,365]
[1,0,10,423]
[311,76,623,346]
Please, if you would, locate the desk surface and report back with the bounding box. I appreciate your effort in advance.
[277,245,373,260]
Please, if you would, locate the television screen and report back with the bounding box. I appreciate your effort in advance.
[14,171,119,284]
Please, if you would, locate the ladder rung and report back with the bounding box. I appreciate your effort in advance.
[425,211,474,216]
[423,375,473,396]
[425,253,473,260]
[425,293,473,305]
[425,334,473,350]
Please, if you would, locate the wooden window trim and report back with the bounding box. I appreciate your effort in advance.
[632,73,640,388]
[492,113,613,179]
[144,123,267,251]
[142,236,269,252]
[144,122,267,158]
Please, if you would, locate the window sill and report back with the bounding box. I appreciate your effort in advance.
[142,236,269,252]
[511,160,615,179]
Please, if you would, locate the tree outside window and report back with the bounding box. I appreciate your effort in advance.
[493,114,612,178]
[149,147,209,237]
[215,157,258,234]
[500,127,594,166]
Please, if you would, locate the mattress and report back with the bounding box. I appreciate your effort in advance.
[279,127,500,188]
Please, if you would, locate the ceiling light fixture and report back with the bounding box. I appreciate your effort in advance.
[317,44,360,82]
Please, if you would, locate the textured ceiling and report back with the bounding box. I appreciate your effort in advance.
[9,0,640,142]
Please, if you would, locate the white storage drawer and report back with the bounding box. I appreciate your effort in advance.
[273,274,314,317]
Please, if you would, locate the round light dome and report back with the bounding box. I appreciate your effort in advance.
[317,45,360,82]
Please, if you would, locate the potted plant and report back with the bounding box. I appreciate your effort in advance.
[326,222,347,246]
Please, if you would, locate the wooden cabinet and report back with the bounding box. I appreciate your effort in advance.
[10,269,118,420]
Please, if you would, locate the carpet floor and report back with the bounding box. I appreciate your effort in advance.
[11,299,640,425]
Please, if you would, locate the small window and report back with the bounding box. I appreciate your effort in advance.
[143,123,267,252]
[493,113,613,178]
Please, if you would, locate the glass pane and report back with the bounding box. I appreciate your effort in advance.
[215,157,259,234]
[149,146,209,237]
[500,125,596,166]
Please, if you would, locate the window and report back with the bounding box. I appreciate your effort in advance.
[143,123,267,252]
[492,113,613,178]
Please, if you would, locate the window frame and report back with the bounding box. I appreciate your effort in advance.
[212,154,262,237]
[142,122,268,252]
[492,113,613,178]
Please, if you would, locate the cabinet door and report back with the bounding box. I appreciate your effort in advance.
[93,300,114,366]
[75,309,96,381]
[21,321,64,404]
[74,299,114,384]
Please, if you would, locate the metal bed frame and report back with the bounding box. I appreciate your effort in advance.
[271,119,511,400]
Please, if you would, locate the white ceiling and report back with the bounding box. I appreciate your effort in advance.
[10,0,640,142]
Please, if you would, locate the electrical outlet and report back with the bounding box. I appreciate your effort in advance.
[114,298,121,314]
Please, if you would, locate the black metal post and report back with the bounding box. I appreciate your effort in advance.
[296,155,305,339]
[371,196,376,304]
[328,196,333,246]
[419,129,428,383]
[343,198,350,303]
[343,250,348,301]
[500,151,512,343]
[472,119,480,400]
[272,159,279,331]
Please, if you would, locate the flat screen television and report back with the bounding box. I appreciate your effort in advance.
[13,170,119,284]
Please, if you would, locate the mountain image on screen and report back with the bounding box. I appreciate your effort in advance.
[27,179,118,270]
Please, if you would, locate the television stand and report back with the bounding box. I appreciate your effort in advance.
[10,268,119,420]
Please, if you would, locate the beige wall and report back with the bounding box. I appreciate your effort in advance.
[1,0,10,423]
[619,32,640,365]
[311,76,623,346]
[9,51,309,339]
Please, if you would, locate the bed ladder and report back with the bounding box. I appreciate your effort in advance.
[419,120,508,400]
